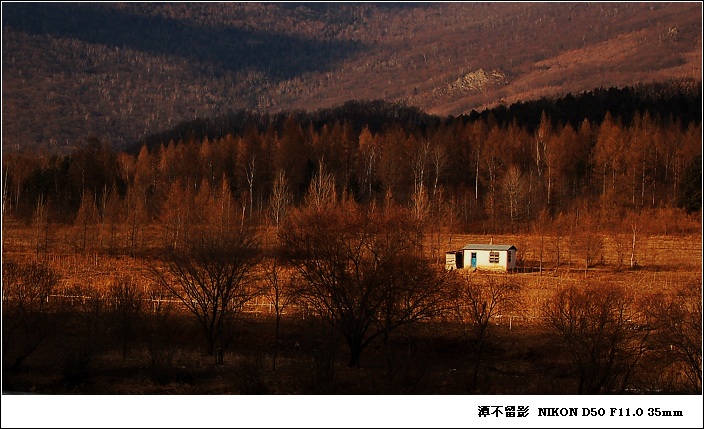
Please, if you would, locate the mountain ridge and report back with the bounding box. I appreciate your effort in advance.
[2,2,701,151]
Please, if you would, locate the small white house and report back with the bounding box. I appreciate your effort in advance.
[445,244,517,271]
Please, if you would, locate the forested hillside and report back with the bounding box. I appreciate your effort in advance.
[3,82,701,250]
[2,2,701,151]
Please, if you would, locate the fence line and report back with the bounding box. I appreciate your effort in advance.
[41,292,309,316]
[35,294,548,327]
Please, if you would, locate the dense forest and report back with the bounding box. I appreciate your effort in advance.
[3,82,701,250]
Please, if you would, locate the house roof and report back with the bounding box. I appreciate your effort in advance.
[462,244,517,251]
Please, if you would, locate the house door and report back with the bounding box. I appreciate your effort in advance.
[471,252,477,268]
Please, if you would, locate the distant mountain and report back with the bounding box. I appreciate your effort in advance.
[2,2,701,151]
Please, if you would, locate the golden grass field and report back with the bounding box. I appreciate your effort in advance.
[3,218,700,321]
[2,218,701,395]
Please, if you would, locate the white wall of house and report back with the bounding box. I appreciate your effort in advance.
[462,249,516,271]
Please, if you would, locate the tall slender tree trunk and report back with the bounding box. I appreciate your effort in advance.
[273,311,281,371]
[2,166,9,215]
[475,159,479,202]
[547,166,552,207]
[630,223,637,268]
[347,335,363,368]
[539,233,544,275]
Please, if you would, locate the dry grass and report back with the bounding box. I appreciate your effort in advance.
[439,232,702,272]
[2,219,701,395]
[3,218,700,309]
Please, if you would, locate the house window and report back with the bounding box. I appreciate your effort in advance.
[489,251,499,263]
[508,251,512,263]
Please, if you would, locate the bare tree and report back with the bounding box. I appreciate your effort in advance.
[103,184,124,255]
[262,254,297,371]
[281,202,447,368]
[107,275,144,358]
[2,260,59,371]
[451,272,522,391]
[376,244,449,381]
[534,209,549,275]
[268,169,292,229]
[124,187,147,258]
[501,165,525,226]
[245,153,256,219]
[32,195,50,259]
[550,212,567,273]
[544,282,649,394]
[576,215,603,273]
[410,182,430,225]
[430,143,448,203]
[2,163,10,216]
[161,179,191,251]
[57,283,110,386]
[625,211,648,269]
[143,286,183,384]
[151,224,262,360]
[410,138,430,200]
[304,159,337,210]
[72,191,99,253]
[358,126,378,201]
[643,279,702,392]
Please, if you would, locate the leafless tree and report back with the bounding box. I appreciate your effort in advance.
[32,195,50,259]
[281,202,447,368]
[643,279,702,392]
[103,184,124,255]
[161,179,191,251]
[534,209,549,274]
[262,254,297,371]
[501,165,525,226]
[577,215,603,273]
[550,212,567,273]
[72,191,99,253]
[410,183,430,225]
[451,272,522,391]
[57,283,110,385]
[358,126,378,201]
[150,224,262,360]
[410,138,430,200]
[430,143,448,203]
[124,187,147,258]
[245,153,256,219]
[304,159,337,210]
[107,275,145,358]
[143,286,183,384]
[625,211,648,269]
[2,260,59,371]
[543,282,649,394]
[268,169,292,229]
[2,163,10,216]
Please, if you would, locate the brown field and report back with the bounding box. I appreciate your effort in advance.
[2,219,701,395]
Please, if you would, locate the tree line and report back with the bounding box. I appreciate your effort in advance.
[3,83,701,242]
